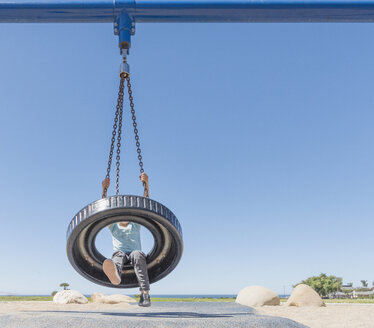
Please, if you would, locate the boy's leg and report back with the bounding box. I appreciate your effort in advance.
[129,250,150,291]
[112,250,129,273]
[129,250,151,306]
[103,250,127,285]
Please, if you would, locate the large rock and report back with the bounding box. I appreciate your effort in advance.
[91,292,136,304]
[286,284,325,307]
[236,286,280,307]
[53,290,88,304]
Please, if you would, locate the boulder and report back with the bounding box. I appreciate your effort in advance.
[236,286,280,307]
[53,290,88,304]
[286,284,325,307]
[91,292,136,304]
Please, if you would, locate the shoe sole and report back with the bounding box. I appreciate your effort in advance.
[103,259,121,285]
[139,303,151,307]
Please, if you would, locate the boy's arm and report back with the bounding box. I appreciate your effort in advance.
[140,173,149,198]
[108,222,129,229]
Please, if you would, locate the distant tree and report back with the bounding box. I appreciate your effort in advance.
[361,280,368,288]
[59,283,70,290]
[294,273,342,297]
[51,291,58,297]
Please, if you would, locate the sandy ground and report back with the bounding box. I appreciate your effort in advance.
[256,303,374,328]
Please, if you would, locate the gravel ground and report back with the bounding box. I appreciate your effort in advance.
[0,301,307,328]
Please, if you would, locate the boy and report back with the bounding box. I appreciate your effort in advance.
[103,173,151,307]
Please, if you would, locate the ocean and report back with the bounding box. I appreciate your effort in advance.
[2,294,290,298]
[149,295,236,298]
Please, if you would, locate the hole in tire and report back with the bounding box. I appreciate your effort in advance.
[95,221,155,259]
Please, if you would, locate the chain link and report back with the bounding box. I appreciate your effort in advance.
[103,74,125,197]
[115,88,124,195]
[103,72,147,198]
[126,76,144,174]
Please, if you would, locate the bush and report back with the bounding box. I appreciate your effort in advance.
[357,295,374,299]
[294,273,342,297]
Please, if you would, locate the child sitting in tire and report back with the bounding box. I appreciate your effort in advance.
[103,173,151,307]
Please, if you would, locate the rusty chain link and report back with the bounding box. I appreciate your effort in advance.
[115,82,124,196]
[102,71,148,198]
[126,76,144,174]
[102,73,125,198]
[126,75,149,198]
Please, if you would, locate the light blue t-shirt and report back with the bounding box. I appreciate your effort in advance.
[109,222,141,253]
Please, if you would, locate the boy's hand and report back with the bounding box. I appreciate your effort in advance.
[139,173,148,184]
[102,178,110,198]
[140,173,149,198]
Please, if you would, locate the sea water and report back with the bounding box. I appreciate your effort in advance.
[8,294,290,298]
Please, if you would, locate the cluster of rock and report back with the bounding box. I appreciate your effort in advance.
[236,284,325,307]
[285,284,325,307]
[91,292,136,304]
[53,290,136,305]
[53,284,324,308]
[53,290,88,304]
[236,286,280,307]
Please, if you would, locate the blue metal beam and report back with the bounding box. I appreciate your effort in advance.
[0,1,117,23]
[132,0,374,23]
[1,1,374,55]
[1,1,374,23]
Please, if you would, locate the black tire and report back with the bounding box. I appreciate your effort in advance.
[66,195,183,288]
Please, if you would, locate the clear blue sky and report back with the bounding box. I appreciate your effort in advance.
[0,21,374,296]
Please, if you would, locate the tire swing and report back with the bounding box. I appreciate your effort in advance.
[66,61,183,288]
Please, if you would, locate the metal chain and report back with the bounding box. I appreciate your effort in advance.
[102,72,147,198]
[103,74,125,197]
[126,75,144,174]
[115,87,124,195]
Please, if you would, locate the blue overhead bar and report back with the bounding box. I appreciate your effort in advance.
[1,1,374,53]
[1,1,374,23]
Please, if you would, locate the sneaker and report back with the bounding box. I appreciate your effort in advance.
[139,293,151,307]
[103,259,121,285]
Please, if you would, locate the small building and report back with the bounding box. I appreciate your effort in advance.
[335,292,347,299]
[352,290,374,298]
[328,291,349,299]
